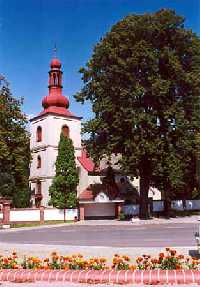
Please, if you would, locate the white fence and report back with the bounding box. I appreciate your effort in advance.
[44,208,77,221]
[10,208,78,222]
[123,199,200,216]
[10,209,40,222]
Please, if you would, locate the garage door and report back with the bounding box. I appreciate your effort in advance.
[84,203,115,219]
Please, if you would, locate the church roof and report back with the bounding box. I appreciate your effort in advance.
[79,186,94,201]
[77,149,95,172]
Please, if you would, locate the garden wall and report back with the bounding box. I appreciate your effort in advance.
[9,208,78,223]
[122,199,200,215]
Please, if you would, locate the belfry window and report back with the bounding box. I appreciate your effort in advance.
[36,126,42,142]
[53,73,58,85]
[62,125,69,137]
[37,155,41,169]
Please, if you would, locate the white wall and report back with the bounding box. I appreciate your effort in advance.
[44,208,77,221]
[10,208,77,222]
[10,209,40,222]
[77,164,89,196]
[30,115,81,153]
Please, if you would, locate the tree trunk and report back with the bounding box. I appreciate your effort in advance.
[139,175,150,219]
[163,197,171,218]
[163,187,171,218]
[64,207,66,222]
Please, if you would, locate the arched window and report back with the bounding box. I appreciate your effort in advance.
[37,155,41,169]
[36,126,42,142]
[62,125,69,137]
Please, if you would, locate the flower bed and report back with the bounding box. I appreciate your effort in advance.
[0,248,200,271]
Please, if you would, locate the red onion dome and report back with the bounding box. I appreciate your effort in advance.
[50,58,61,69]
[42,94,69,109]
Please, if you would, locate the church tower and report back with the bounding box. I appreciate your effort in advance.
[29,55,82,207]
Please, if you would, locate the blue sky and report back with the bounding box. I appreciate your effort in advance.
[0,0,199,122]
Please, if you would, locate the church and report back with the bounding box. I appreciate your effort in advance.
[29,55,158,219]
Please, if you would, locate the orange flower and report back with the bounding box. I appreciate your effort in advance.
[130,264,136,270]
[151,258,158,264]
[170,250,176,256]
[43,258,49,262]
[176,264,181,270]
[136,257,143,262]
[122,255,130,261]
[159,253,164,258]
[3,258,9,264]
[64,266,69,270]
[100,258,106,263]
[51,251,58,257]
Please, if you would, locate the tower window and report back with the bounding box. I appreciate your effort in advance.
[36,126,42,142]
[37,155,41,169]
[62,125,69,137]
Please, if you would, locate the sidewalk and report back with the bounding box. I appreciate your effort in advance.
[1,215,199,233]
[0,241,195,261]
[76,215,200,226]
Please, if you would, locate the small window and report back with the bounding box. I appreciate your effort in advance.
[36,126,42,142]
[62,125,69,137]
[37,155,41,169]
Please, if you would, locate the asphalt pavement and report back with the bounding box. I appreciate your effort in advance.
[0,222,198,247]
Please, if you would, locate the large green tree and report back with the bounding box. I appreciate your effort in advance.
[49,133,79,220]
[0,79,30,207]
[75,9,200,218]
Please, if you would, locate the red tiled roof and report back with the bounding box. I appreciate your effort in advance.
[77,149,95,172]
[79,186,94,200]
[39,106,78,118]
[30,106,82,121]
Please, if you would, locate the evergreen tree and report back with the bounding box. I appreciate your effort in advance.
[75,9,200,218]
[0,79,30,207]
[49,133,79,216]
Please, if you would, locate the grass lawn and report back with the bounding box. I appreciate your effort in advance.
[11,220,74,228]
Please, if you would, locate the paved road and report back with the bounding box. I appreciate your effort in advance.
[0,223,198,247]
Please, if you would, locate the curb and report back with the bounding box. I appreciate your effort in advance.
[0,269,200,285]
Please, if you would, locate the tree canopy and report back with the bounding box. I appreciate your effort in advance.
[0,79,30,207]
[75,9,200,218]
[49,133,79,210]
